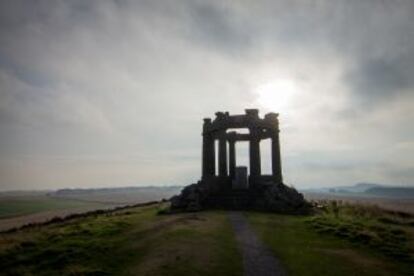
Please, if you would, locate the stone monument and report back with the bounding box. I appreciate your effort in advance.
[170,109,309,213]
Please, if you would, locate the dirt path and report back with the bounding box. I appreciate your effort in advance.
[228,212,286,276]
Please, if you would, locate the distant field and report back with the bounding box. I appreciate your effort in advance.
[0,195,107,219]
[0,195,115,232]
[0,187,183,231]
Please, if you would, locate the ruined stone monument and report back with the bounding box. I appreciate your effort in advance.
[171,109,309,213]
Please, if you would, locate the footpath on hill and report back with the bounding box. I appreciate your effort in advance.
[228,212,286,276]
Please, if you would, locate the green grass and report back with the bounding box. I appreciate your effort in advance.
[0,196,106,218]
[247,202,414,276]
[306,201,414,262]
[1,201,413,275]
[0,204,242,276]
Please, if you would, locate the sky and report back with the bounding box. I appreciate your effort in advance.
[0,0,413,191]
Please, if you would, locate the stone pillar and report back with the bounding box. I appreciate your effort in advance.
[249,128,261,176]
[202,118,215,179]
[209,137,216,176]
[229,140,236,178]
[202,133,209,179]
[218,131,228,177]
[271,129,283,183]
[202,134,215,179]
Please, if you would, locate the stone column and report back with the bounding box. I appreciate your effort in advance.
[202,134,215,179]
[249,128,261,176]
[218,131,228,177]
[202,118,215,179]
[271,129,283,183]
[209,137,216,176]
[229,140,236,178]
[202,133,209,179]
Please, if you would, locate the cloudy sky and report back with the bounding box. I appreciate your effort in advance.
[0,0,413,191]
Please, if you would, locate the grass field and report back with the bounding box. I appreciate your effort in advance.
[0,202,413,275]
[0,196,108,219]
[0,204,242,275]
[247,207,414,275]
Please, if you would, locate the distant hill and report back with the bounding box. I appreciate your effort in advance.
[49,186,183,204]
[302,183,414,199]
[364,187,414,198]
[330,183,383,193]
[301,183,382,194]
[52,186,182,196]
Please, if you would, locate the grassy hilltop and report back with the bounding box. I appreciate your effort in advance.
[0,202,413,275]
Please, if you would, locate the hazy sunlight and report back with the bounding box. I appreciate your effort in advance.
[254,78,300,113]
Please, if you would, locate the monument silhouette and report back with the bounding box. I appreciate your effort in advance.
[171,109,309,213]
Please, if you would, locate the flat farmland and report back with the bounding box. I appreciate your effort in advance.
[0,195,108,219]
[0,187,182,232]
[0,195,113,232]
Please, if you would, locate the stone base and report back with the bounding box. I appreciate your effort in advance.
[170,180,311,214]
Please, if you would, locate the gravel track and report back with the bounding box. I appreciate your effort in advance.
[228,212,286,276]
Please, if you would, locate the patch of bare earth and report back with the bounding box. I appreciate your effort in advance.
[126,212,221,275]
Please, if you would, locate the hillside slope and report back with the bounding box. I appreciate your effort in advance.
[0,203,412,275]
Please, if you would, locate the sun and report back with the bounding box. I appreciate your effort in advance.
[254,78,300,113]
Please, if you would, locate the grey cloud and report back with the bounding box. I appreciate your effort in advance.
[386,166,414,184]
[344,52,414,106]
[335,1,414,107]
[0,0,413,190]
[181,0,414,110]
[186,2,254,53]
